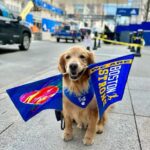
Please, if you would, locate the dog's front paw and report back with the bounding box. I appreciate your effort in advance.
[83,137,94,146]
[63,132,73,142]
[96,124,104,134]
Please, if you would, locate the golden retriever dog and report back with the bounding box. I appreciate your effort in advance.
[58,46,109,145]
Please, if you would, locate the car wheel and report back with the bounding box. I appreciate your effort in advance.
[78,39,81,42]
[19,33,30,51]
[57,38,60,42]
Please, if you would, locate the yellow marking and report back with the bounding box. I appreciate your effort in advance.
[95,37,143,48]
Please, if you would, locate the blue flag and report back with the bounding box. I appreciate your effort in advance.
[88,54,134,118]
[6,74,62,121]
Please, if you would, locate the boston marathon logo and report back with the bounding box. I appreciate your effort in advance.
[98,65,121,106]
[90,59,133,107]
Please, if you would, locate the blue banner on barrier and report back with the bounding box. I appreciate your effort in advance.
[116,8,139,16]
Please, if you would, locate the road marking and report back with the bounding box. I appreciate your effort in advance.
[1,111,7,115]
[0,123,14,135]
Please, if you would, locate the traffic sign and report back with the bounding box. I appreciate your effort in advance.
[116,8,139,16]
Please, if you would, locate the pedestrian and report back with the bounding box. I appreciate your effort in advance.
[84,30,92,51]
[128,32,133,49]
[131,31,137,52]
[134,29,144,57]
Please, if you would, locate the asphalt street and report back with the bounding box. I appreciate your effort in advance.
[0,41,150,150]
[0,41,75,90]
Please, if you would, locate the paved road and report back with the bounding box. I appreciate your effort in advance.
[0,41,76,90]
[0,41,150,150]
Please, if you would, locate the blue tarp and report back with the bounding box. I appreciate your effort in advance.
[116,22,150,33]
[143,32,150,46]
[115,22,150,45]
[42,18,62,32]
[115,26,129,33]
[142,22,150,30]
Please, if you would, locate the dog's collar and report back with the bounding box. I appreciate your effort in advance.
[64,81,94,108]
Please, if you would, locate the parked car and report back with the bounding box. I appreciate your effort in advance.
[54,25,81,43]
[0,2,31,50]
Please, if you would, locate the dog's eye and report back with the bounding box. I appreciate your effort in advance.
[65,55,71,59]
[79,55,85,59]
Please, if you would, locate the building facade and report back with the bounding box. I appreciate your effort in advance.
[2,0,64,40]
[3,0,22,15]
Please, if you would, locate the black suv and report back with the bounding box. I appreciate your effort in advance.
[0,2,31,50]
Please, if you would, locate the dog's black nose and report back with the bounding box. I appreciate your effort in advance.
[69,63,78,71]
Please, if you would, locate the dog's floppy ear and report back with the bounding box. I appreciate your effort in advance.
[58,54,66,73]
[87,51,95,65]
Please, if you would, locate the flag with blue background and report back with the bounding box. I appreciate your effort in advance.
[6,74,62,121]
[89,54,134,118]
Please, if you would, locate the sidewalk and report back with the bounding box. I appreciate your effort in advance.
[0,44,150,150]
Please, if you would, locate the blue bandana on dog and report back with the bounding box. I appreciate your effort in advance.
[64,82,94,108]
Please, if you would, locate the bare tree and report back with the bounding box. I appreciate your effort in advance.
[144,0,150,21]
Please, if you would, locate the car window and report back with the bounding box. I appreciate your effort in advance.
[64,26,70,30]
[0,3,14,19]
[8,13,14,19]
[3,10,14,19]
[2,10,9,18]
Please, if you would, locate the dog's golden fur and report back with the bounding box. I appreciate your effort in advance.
[58,46,109,145]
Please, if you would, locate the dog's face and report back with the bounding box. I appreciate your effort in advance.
[58,46,94,81]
